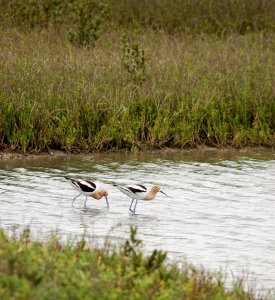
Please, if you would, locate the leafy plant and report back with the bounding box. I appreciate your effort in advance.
[69,1,109,47]
[122,38,147,85]
[0,226,265,299]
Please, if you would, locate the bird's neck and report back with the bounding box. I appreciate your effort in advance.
[144,189,157,201]
[91,191,102,200]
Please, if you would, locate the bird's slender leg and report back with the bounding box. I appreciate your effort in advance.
[133,199,138,214]
[129,198,135,212]
[84,196,88,208]
[72,194,81,206]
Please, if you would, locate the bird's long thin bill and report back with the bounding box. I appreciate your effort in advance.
[161,191,172,199]
[105,197,109,208]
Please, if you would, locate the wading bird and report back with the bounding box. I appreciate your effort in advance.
[66,177,109,209]
[113,184,171,214]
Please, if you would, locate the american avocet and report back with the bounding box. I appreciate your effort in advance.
[113,184,171,214]
[66,177,109,209]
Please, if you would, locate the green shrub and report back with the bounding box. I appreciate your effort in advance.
[122,38,147,85]
[68,1,109,47]
[0,226,266,299]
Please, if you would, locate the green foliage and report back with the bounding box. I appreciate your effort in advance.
[2,0,70,28]
[122,38,147,85]
[0,2,274,152]
[0,227,267,299]
[69,1,109,47]
[1,0,274,35]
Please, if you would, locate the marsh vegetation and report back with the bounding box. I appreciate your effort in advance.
[0,0,274,152]
[0,226,270,299]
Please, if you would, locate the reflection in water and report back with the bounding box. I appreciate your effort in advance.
[0,149,275,291]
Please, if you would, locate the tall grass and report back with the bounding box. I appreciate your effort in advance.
[0,226,270,299]
[0,0,274,152]
[109,0,275,35]
[1,0,274,35]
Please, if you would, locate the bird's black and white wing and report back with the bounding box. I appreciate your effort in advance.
[126,184,147,194]
[114,184,147,199]
[69,178,97,194]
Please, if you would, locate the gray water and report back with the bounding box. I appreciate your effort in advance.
[0,149,275,292]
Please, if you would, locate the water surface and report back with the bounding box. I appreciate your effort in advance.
[0,149,275,292]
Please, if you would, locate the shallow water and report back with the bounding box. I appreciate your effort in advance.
[0,149,275,292]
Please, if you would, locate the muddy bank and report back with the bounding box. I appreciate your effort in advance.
[1,146,274,161]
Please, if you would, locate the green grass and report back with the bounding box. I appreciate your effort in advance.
[0,226,270,299]
[0,0,274,153]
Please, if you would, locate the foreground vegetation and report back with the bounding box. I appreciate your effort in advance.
[0,226,271,299]
[0,0,274,152]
